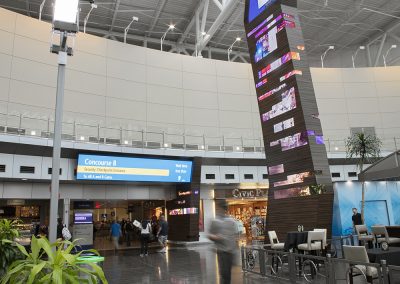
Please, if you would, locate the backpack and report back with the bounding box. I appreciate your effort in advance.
[62,226,72,241]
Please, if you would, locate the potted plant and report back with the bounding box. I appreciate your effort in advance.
[0,219,22,277]
[345,132,381,223]
[1,236,108,284]
[309,184,326,195]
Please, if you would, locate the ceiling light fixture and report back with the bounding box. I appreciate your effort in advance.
[161,24,175,51]
[352,46,365,68]
[227,37,241,62]
[320,45,334,68]
[383,44,397,67]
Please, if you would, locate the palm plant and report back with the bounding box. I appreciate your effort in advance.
[1,236,108,284]
[0,219,22,277]
[346,132,382,222]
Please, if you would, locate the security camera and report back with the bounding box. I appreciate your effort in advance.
[132,16,139,22]
[91,3,97,8]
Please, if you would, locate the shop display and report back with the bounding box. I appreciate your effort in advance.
[228,202,267,240]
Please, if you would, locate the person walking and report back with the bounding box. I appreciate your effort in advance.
[208,202,238,284]
[157,215,168,253]
[140,220,151,257]
[110,220,122,254]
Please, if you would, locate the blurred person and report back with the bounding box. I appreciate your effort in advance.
[125,218,134,247]
[37,225,48,238]
[110,220,122,254]
[209,201,239,284]
[156,215,168,253]
[56,218,63,240]
[139,219,152,257]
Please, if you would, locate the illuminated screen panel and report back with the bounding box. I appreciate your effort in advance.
[244,0,331,201]
[247,0,278,23]
[76,154,192,183]
[262,87,296,121]
[273,187,310,199]
[274,117,294,133]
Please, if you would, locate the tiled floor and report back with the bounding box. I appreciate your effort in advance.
[102,247,265,284]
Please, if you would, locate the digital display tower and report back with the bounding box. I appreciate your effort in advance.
[244,0,333,236]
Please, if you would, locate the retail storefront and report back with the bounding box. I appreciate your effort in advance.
[213,186,268,243]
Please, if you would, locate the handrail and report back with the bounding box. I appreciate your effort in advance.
[0,111,399,153]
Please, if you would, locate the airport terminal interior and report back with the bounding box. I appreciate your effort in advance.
[0,0,400,283]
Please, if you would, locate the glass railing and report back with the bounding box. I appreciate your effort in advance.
[0,112,399,154]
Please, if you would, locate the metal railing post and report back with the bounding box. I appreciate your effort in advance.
[47,117,50,134]
[241,246,246,271]
[162,131,165,147]
[18,114,22,134]
[326,253,334,284]
[259,248,266,276]
[73,121,76,140]
[394,137,398,151]
[381,260,389,284]
[183,132,186,149]
[141,129,144,148]
[327,138,331,152]
[288,253,297,283]
[222,135,225,151]
[203,134,206,150]
[97,124,100,142]
[241,136,244,150]
[120,127,123,145]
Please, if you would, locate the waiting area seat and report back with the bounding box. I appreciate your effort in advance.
[343,245,378,283]
[297,231,325,253]
[355,225,375,247]
[371,225,400,246]
[268,230,285,250]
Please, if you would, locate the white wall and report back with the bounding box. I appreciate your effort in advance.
[0,8,261,147]
[0,8,399,154]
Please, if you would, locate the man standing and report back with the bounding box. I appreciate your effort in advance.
[208,202,238,284]
[110,220,122,254]
[352,207,363,228]
[157,215,168,253]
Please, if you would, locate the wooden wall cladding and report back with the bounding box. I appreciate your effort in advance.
[266,192,334,240]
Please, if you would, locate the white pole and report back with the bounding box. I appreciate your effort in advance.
[49,33,67,244]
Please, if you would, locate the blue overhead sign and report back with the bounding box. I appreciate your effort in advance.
[76,154,193,183]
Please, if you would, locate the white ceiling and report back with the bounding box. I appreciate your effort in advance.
[1,0,400,63]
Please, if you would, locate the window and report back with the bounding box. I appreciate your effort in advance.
[20,166,35,174]
[225,174,235,180]
[262,174,268,179]
[244,174,254,180]
[0,165,5,173]
[331,172,341,178]
[48,168,62,175]
[348,172,357,177]
[205,174,215,180]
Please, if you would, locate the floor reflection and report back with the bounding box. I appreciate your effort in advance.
[102,247,266,284]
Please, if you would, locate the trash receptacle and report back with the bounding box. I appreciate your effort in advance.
[77,253,105,281]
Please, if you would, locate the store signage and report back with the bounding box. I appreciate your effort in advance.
[232,188,268,199]
[178,191,191,196]
[7,200,25,206]
[73,201,94,209]
[76,154,193,183]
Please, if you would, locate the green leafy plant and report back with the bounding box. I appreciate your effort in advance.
[309,184,326,195]
[0,219,22,277]
[346,132,382,222]
[1,236,108,284]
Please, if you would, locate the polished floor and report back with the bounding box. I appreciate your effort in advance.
[102,247,266,284]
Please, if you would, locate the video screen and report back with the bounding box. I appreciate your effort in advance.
[315,136,325,145]
[281,132,308,151]
[169,207,199,216]
[255,26,278,63]
[268,164,284,175]
[280,70,302,82]
[247,0,277,23]
[274,187,310,200]
[76,154,193,183]
[258,52,300,79]
[274,171,312,187]
[274,118,294,133]
[262,87,296,121]
[258,83,287,102]
[74,212,93,224]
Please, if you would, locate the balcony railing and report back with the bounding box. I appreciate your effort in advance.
[0,112,399,154]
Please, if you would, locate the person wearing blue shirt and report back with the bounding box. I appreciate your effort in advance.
[110,220,122,254]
